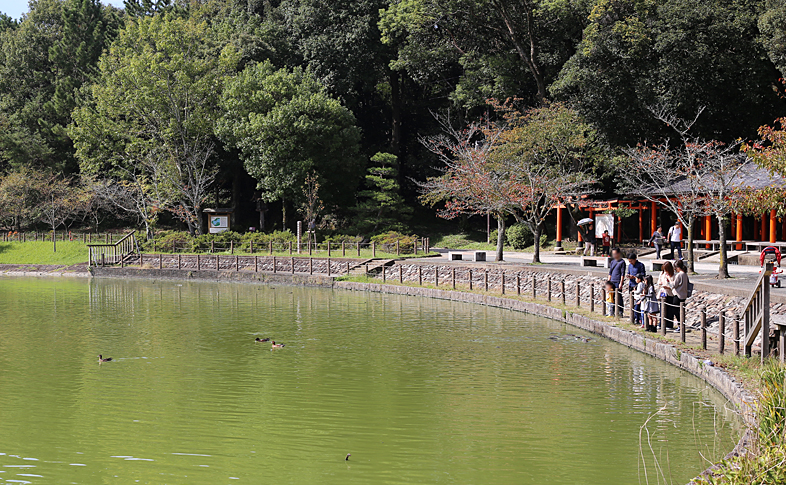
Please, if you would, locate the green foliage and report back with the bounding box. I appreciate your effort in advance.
[238,230,296,252]
[218,60,363,209]
[552,0,782,145]
[354,152,412,234]
[370,231,417,252]
[506,224,534,249]
[322,234,363,244]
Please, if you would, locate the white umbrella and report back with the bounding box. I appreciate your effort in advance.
[577,218,593,226]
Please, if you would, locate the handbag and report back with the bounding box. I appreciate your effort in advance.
[687,282,694,298]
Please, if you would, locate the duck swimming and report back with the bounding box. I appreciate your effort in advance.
[98,354,112,363]
[271,341,285,349]
[255,337,270,343]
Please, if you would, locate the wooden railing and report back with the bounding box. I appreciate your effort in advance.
[744,262,774,360]
[87,231,138,266]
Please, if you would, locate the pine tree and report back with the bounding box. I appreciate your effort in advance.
[354,152,412,234]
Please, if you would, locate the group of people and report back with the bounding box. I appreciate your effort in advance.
[648,221,684,260]
[603,248,691,333]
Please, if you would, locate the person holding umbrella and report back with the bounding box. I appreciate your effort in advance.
[577,218,594,256]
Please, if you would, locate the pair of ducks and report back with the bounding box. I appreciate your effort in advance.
[255,337,285,348]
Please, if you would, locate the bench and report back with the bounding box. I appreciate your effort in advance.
[580,256,609,268]
[647,259,668,271]
[448,251,486,262]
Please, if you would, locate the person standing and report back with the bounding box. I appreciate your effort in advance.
[601,230,611,256]
[608,248,626,315]
[657,261,676,329]
[577,221,594,256]
[626,253,646,325]
[667,222,683,260]
[649,225,663,259]
[672,260,690,333]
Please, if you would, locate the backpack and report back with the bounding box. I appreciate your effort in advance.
[687,281,694,298]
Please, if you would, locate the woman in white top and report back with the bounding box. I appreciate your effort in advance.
[671,260,690,332]
[657,261,676,329]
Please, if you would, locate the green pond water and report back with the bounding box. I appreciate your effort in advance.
[0,277,740,484]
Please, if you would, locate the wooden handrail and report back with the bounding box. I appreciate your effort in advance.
[87,231,137,266]
[741,268,770,316]
[744,262,774,359]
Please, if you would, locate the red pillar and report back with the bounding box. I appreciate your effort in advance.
[704,216,712,248]
[650,201,657,235]
[770,210,777,243]
[736,214,743,250]
[556,206,563,246]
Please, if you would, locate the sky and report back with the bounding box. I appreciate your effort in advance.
[0,0,125,19]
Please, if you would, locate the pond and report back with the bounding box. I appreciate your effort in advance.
[0,277,740,484]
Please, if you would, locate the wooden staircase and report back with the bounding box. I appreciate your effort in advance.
[87,231,138,266]
[348,259,396,276]
[744,262,774,360]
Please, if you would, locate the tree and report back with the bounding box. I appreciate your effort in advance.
[552,0,784,146]
[299,172,323,246]
[354,152,412,234]
[419,115,515,261]
[36,173,82,252]
[71,14,230,235]
[492,102,597,263]
[218,60,363,227]
[0,167,47,231]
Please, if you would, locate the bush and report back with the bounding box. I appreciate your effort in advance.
[239,230,296,252]
[370,231,418,253]
[152,230,193,252]
[507,224,534,249]
[322,234,363,244]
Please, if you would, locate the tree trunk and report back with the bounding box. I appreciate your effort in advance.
[532,223,542,263]
[717,215,729,279]
[196,204,205,236]
[52,227,56,253]
[495,215,505,262]
[281,198,287,230]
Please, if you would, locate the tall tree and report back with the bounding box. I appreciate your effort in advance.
[218,60,363,228]
[354,152,412,234]
[552,0,784,146]
[71,14,232,235]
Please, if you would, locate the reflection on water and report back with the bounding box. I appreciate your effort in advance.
[0,277,739,484]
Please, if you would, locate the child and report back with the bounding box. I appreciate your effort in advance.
[604,280,616,317]
[633,274,646,327]
[644,275,659,332]
[601,230,611,256]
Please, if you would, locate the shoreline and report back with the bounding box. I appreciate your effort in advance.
[1,265,757,483]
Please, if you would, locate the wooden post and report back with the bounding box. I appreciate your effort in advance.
[211,241,214,253]
[501,273,505,294]
[216,254,219,271]
[159,253,162,269]
[484,270,489,292]
[469,269,473,290]
[532,275,536,299]
[516,274,521,295]
[547,279,552,301]
[601,287,606,316]
[269,241,273,255]
[590,285,595,313]
[629,291,635,325]
[289,241,292,255]
[197,254,200,271]
[236,255,240,272]
[418,266,422,285]
[576,283,581,307]
[178,254,181,270]
[308,239,312,256]
[701,307,707,350]
[414,240,417,256]
[615,291,621,320]
[399,265,403,283]
[763,273,772,362]
[255,256,258,272]
[396,241,400,255]
[101,253,105,267]
[383,266,386,283]
[357,242,360,257]
[435,267,438,287]
[734,316,740,356]
[173,239,176,254]
[660,300,666,335]
[561,281,566,305]
[273,256,277,274]
[342,242,345,256]
[452,268,456,289]
[680,302,686,343]
[327,241,331,257]
[291,257,295,274]
[309,258,313,275]
[230,241,234,254]
[327,258,331,276]
[372,242,376,257]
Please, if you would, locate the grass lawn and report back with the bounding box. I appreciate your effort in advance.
[0,241,89,265]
